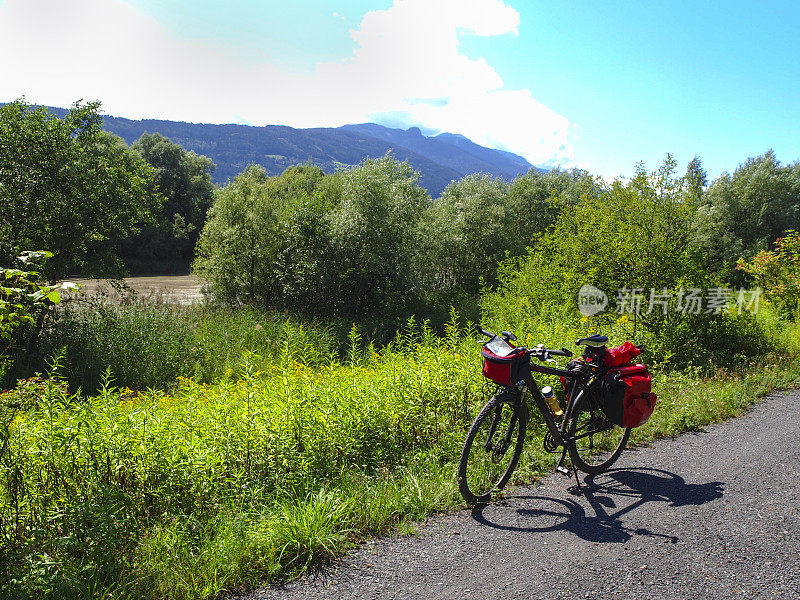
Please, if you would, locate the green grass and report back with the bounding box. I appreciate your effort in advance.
[2,311,800,600]
[3,300,340,394]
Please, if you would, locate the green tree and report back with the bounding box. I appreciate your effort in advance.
[272,164,334,312]
[123,133,216,272]
[694,150,800,283]
[0,251,76,380]
[416,173,511,297]
[194,163,328,307]
[0,99,161,280]
[483,155,704,328]
[506,167,599,248]
[737,231,800,318]
[324,154,429,318]
[684,155,708,204]
[193,165,282,304]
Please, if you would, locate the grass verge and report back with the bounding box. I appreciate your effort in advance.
[2,318,799,600]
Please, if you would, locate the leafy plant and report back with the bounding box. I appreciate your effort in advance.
[737,230,800,318]
[0,252,77,374]
[694,150,800,284]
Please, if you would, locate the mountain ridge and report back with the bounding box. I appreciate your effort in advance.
[8,104,539,196]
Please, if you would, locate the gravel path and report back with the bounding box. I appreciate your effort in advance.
[237,389,800,600]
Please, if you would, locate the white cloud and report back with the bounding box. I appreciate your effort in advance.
[0,0,573,167]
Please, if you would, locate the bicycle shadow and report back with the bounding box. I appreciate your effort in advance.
[471,467,724,544]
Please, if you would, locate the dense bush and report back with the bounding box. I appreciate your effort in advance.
[0,318,481,599]
[324,156,429,318]
[737,230,800,319]
[694,150,800,284]
[147,147,800,348]
[2,308,799,600]
[193,165,290,305]
[481,156,772,369]
[416,173,513,296]
[194,156,570,326]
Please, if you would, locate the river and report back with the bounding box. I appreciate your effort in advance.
[64,275,205,304]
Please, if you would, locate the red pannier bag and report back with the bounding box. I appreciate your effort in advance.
[602,341,641,368]
[481,344,527,386]
[601,364,657,428]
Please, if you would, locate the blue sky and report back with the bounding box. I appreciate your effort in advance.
[1,0,798,181]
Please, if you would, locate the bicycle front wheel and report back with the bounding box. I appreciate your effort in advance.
[458,391,528,505]
[567,394,630,475]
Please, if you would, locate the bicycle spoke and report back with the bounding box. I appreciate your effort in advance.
[458,394,528,504]
[568,404,631,475]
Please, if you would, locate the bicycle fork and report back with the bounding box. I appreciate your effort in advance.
[483,396,519,459]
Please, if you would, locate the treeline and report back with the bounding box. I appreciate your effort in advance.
[192,157,590,326]
[194,151,800,336]
[3,99,800,336]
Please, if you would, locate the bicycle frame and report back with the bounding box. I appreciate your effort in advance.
[520,359,598,448]
[477,325,610,456]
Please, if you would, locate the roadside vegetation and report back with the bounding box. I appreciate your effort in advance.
[2,99,800,599]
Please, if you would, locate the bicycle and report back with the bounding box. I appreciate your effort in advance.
[457,327,632,505]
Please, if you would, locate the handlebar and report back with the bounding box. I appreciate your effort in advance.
[531,344,573,360]
[476,325,516,342]
[477,325,573,360]
[548,348,574,358]
[477,325,493,338]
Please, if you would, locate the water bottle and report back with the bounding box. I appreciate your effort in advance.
[542,385,563,416]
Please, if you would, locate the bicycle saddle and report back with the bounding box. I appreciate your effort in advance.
[576,334,608,347]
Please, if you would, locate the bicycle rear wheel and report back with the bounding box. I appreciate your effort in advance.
[458,390,528,505]
[567,394,630,475]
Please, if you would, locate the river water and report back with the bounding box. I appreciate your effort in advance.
[64,275,205,304]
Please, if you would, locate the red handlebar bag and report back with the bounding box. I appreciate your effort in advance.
[481,346,527,386]
[601,364,657,428]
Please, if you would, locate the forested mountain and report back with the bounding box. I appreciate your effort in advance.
[97,114,536,196]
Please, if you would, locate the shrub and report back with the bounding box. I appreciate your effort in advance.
[737,230,800,319]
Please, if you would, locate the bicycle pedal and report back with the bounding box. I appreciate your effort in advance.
[556,465,570,476]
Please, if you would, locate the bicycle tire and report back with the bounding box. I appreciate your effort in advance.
[566,394,630,475]
[458,391,528,505]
